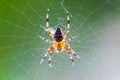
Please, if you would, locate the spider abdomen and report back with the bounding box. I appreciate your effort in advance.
[54,27,63,42]
[53,41,64,51]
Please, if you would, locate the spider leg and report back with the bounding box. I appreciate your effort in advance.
[48,46,54,67]
[40,52,48,64]
[46,8,49,29]
[45,8,54,38]
[40,46,54,67]
[65,36,79,42]
[39,36,49,43]
[64,11,70,38]
[39,36,53,44]
[64,44,75,66]
[71,50,80,59]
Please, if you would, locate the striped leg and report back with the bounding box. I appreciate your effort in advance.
[45,8,54,38]
[39,36,49,43]
[40,52,48,64]
[65,36,78,42]
[40,46,54,67]
[64,11,70,38]
[64,44,74,66]
[71,50,80,59]
[66,11,70,29]
[48,52,52,67]
[46,8,49,29]
[48,46,54,67]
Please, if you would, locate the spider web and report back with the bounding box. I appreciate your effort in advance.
[0,0,120,80]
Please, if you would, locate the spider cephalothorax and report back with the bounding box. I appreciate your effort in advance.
[40,8,80,67]
[54,27,63,42]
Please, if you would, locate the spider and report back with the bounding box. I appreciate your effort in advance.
[39,8,80,67]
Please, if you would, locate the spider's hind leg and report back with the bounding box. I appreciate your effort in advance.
[40,46,54,67]
[48,46,54,67]
[64,44,75,66]
[40,52,48,64]
[71,50,80,59]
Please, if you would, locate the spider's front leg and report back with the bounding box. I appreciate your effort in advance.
[40,46,54,67]
[64,11,70,38]
[45,8,54,38]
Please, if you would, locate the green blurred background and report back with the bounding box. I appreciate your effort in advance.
[0,0,120,80]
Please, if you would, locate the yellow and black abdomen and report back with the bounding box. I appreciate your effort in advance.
[53,41,64,51]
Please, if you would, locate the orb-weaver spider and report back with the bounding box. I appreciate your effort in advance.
[39,8,80,67]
